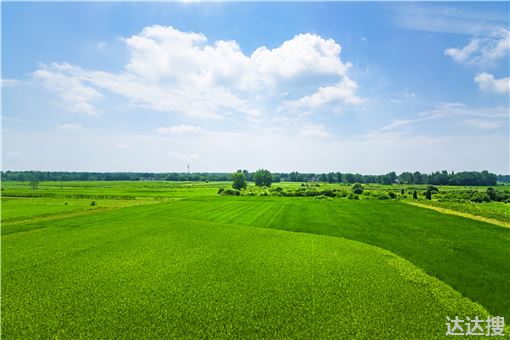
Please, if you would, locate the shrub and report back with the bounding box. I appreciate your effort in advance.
[90,201,96,206]
[336,190,349,198]
[315,195,332,200]
[487,187,496,201]
[347,192,359,200]
[217,188,225,194]
[222,189,240,196]
[427,185,439,193]
[321,189,336,197]
[388,192,397,199]
[351,183,364,195]
[425,191,432,200]
[470,192,489,203]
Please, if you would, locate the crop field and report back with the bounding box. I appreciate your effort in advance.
[2,181,509,338]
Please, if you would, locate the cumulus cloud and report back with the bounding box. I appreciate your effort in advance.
[33,26,363,121]
[156,124,203,135]
[444,28,510,65]
[283,77,364,113]
[474,72,510,94]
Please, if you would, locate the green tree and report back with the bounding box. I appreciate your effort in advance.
[253,169,272,187]
[232,170,247,190]
[351,183,364,194]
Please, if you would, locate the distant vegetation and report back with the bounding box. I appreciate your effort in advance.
[2,170,507,186]
[220,182,510,203]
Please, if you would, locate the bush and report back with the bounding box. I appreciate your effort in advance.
[470,192,489,203]
[425,191,432,200]
[427,185,439,193]
[351,183,364,195]
[315,194,332,200]
[222,189,240,196]
[347,192,359,200]
[90,201,96,206]
[321,189,336,197]
[217,188,225,194]
[372,192,390,200]
[487,187,496,201]
[388,192,397,199]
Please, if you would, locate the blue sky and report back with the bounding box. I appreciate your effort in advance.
[2,2,509,173]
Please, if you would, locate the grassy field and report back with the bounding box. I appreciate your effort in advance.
[413,200,510,224]
[2,181,509,338]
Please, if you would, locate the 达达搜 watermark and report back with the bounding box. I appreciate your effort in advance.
[446,316,505,336]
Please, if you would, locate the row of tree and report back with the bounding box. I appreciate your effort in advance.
[232,169,273,189]
[286,170,499,186]
[1,170,505,186]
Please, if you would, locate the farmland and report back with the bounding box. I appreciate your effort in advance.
[2,181,509,338]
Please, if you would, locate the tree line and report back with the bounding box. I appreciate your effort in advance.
[1,169,506,186]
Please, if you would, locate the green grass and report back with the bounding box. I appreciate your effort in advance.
[2,203,490,338]
[1,197,154,223]
[2,181,509,338]
[1,180,219,200]
[415,200,510,224]
[144,196,510,320]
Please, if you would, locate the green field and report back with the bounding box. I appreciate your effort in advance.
[2,181,509,338]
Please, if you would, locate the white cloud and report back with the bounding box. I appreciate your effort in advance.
[156,124,203,135]
[474,72,510,94]
[444,39,480,63]
[298,124,331,138]
[444,29,510,65]
[97,41,106,50]
[33,65,102,115]
[33,26,363,121]
[283,77,364,112]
